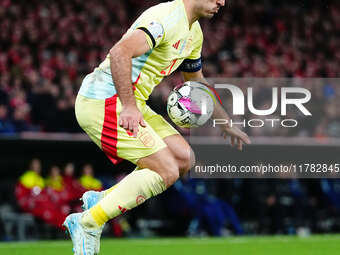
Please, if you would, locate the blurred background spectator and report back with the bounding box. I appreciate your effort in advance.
[15,158,45,213]
[62,162,84,202]
[0,0,339,136]
[79,163,103,191]
[15,160,68,229]
[13,160,103,230]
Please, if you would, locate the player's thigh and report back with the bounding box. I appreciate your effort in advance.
[142,105,195,174]
[142,105,179,139]
[76,95,168,166]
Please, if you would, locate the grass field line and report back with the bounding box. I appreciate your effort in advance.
[1,235,340,249]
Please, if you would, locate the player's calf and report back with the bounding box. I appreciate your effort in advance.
[80,147,179,238]
[137,147,180,187]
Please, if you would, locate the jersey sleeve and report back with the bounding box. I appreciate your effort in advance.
[187,23,203,60]
[131,9,166,49]
[178,22,203,73]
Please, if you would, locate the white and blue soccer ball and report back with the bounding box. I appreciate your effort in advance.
[167,81,215,128]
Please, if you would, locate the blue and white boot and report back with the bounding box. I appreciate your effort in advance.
[81,191,104,210]
[80,191,106,254]
[63,213,101,255]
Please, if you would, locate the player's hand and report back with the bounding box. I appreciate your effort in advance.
[221,125,251,151]
[119,105,146,138]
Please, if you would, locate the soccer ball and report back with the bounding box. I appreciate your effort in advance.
[167,81,215,128]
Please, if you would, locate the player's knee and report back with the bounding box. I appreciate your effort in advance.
[179,148,195,176]
[137,147,181,188]
[162,166,180,187]
[189,149,196,169]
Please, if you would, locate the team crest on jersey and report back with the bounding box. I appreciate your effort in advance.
[148,22,164,40]
[136,195,146,205]
[139,130,155,148]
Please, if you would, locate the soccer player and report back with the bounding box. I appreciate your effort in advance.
[64,0,251,254]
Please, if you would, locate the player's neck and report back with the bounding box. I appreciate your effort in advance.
[182,0,200,28]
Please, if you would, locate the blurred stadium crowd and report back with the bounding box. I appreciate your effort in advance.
[0,0,339,136]
[2,158,340,240]
[15,159,103,229]
[0,158,143,240]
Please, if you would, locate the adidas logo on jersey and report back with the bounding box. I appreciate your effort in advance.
[172,40,180,50]
[118,205,127,214]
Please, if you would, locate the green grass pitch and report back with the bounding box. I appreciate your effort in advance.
[1,235,340,255]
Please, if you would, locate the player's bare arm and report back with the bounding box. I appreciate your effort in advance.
[109,30,150,137]
[182,70,251,150]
